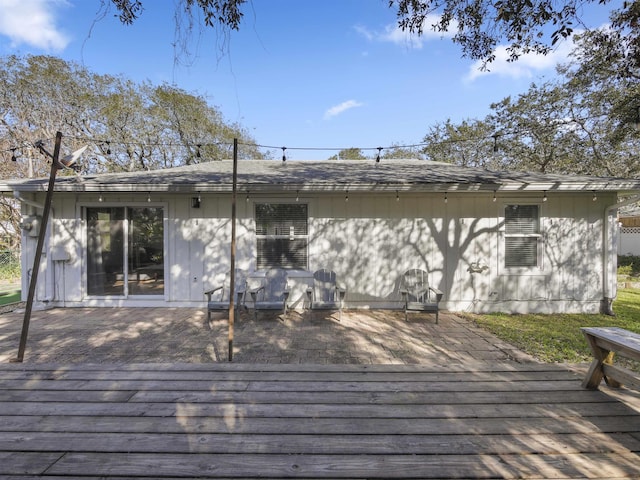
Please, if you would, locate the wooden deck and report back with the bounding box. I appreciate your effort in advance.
[0,362,639,479]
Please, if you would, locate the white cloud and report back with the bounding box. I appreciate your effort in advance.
[0,0,70,51]
[324,100,364,120]
[356,14,456,50]
[465,35,577,82]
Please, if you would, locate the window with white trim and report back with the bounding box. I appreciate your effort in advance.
[255,203,308,270]
[504,204,541,268]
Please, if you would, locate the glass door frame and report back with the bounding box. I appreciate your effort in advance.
[81,201,168,301]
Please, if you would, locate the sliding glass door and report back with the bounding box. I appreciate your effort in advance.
[86,206,164,297]
[127,207,164,295]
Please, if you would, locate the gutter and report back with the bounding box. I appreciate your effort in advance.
[14,191,44,214]
[602,195,640,315]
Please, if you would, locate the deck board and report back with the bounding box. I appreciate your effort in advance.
[1,363,639,479]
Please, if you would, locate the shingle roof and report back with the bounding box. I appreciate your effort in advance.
[5,159,640,194]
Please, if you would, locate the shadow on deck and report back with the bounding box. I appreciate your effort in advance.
[0,308,639,478]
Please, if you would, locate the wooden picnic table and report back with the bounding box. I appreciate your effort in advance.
[581,326,640,390]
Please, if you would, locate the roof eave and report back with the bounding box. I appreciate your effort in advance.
[8,180,640,194]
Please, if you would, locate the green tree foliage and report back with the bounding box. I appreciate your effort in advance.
[389,0,639,80]
[0,54,261,248]
[328,146,424,161]
[381,144,425,160]
[110,0,245,29]
[420,30,640,176]
[487,84,584,174]
[0,54,262,176]
[422,119,496,168]
[328,148,368,160]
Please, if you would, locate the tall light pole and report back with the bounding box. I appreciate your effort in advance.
[228,138,238,361]
[12,132,85,362]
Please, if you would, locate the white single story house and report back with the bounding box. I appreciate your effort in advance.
[4,159,640,315]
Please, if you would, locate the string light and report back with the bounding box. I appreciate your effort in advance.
[543,191,548,202]
[396,190,399,202]
[492,191,497,202]
[444,192,448,203]
[147,192,151,203]
[1,109,622,193]
[296,190,299,202]
[2,109,616,162]
[592,191,597,202]
[98,193,103,202]
[345,190,349,202]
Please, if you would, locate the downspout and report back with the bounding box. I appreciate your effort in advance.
[602,195,640,315]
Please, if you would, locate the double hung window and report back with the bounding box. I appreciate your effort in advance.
[255,203,308,270]
[504,204,541,269]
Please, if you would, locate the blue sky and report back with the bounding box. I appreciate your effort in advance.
[0,0,618,160]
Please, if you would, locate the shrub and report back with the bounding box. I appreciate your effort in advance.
[618,254,640,277]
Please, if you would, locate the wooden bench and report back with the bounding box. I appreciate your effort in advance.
[581,327,640,390]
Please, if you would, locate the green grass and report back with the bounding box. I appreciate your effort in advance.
[0,289,21,306]
[466,289,640,364]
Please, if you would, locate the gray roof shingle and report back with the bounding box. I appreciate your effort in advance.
[5,159,640,194]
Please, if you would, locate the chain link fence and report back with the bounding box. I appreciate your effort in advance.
[0,248,21,286]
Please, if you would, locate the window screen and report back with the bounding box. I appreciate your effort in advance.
[255,203,308,269]
[504,205,540,268]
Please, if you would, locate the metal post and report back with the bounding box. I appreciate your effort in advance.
[12,131,63,362]
[228,138,238,361]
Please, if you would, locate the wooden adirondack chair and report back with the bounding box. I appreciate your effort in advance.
[306,269,347,321]
[399,269,443,324]
[247,268,290,320]
[204,270,247,322]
